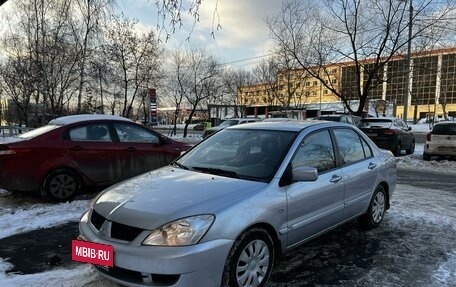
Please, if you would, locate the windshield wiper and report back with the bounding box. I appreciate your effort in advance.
[172,162,189,170]
[191,166,239,178]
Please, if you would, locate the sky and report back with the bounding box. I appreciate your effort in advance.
[115,0,282,70]
[0,0,282,70]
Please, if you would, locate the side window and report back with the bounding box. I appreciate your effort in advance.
[69,124,111,142]
[361,137,373,158]
[291,130,336,173]
[333,128,366,165]
[114,123,160,143]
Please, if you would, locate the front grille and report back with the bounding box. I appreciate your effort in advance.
[95,265,180,286]
[91,210,105,230]
[111,222,143,242]
[90,209,144,242]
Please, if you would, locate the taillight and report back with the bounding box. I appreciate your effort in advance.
[426,132,432,141]
[383,129,396,135]
[0,144,16,155]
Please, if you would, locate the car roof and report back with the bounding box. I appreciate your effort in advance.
[361,116,397,121]
[226,120,351,132]
[223,117,261,121]
[48,114,133,125]
[434,121,456,125]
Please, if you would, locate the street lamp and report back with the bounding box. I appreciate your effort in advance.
[403,0,413,122]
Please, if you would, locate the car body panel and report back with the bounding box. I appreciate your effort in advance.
[79,121,397,287]
[0,114,191,194]
[201,118,261,138]
[358,117,415,155]
[424,121,456,158]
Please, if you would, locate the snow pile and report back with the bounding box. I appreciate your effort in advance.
[0,196,90,239]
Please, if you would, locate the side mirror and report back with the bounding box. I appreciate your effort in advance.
[292,166,318,182]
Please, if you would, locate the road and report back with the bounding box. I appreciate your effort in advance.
[0,168,455,286]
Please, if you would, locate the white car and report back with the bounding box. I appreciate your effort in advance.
[423,121,456,160]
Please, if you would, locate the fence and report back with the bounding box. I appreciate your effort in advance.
[0,126,33,138]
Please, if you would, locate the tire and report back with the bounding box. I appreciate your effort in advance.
[406,140,415,155]
[221,228,274,287]
[359,185,387,229]
[393,142,401,156]
[41,169,81,202]
[423,153,431,161]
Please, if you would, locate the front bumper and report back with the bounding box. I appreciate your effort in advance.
[78,210,233,287]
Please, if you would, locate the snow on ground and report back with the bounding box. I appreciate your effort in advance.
[1,183,455,287]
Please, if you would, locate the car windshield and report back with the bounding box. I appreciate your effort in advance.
[358,119,392,128]
[317,116,341,121]
[175,128,297,182]
[432,123,456,135]
[16,124,61,139]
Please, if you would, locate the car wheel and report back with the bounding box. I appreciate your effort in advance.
[221,228,274,287]
[406,140,415,155]
[423,153,431,161]
[41,169,81,202]
[393,142,401,156]
[359,185,387,229]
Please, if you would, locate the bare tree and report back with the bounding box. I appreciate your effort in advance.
[154,0,222,41]
[222,68,254,117]
[253,58,280,108]
[73,0,113,113]
[267,0,456,116]
[103,14,163,118]
[167,46,222,137]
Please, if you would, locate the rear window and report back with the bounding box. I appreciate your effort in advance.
[358,119,393,128]
[432,123,456,135]
[317,116,340,121]
[17,125,61,139]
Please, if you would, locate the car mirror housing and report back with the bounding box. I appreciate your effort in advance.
[292,166,318,182]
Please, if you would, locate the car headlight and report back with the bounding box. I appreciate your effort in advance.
[142,215,215,246]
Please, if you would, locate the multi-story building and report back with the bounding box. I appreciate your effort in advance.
[239,47,456,121]
[238,65,342,119]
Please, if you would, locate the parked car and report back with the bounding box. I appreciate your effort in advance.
[358,117,415,156]
[0,114,191,202]
[201,117,261,138]
[423,121,456,160]
[193,122,206,131]
[314,114,361,125]
[78,121,396,287]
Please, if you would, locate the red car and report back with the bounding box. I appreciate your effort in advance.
[0,114,191,202]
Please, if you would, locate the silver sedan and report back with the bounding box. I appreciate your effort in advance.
[78,121,397,287]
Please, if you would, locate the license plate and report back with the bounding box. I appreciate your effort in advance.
[72,239,114,267]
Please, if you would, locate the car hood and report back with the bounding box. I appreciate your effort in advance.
[93,166,267,230]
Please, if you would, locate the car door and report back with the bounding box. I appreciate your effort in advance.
[112,122,179,180]
[332,128,378,219]
[63,123,122,186]
[395,119,414,148]
[285,129,345,248]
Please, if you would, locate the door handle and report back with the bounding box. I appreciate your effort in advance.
[330,174,342,183]
[368,162,377,170]
[125,147,136,151]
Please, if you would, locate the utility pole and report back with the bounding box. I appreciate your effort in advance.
[403,0,413,122]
